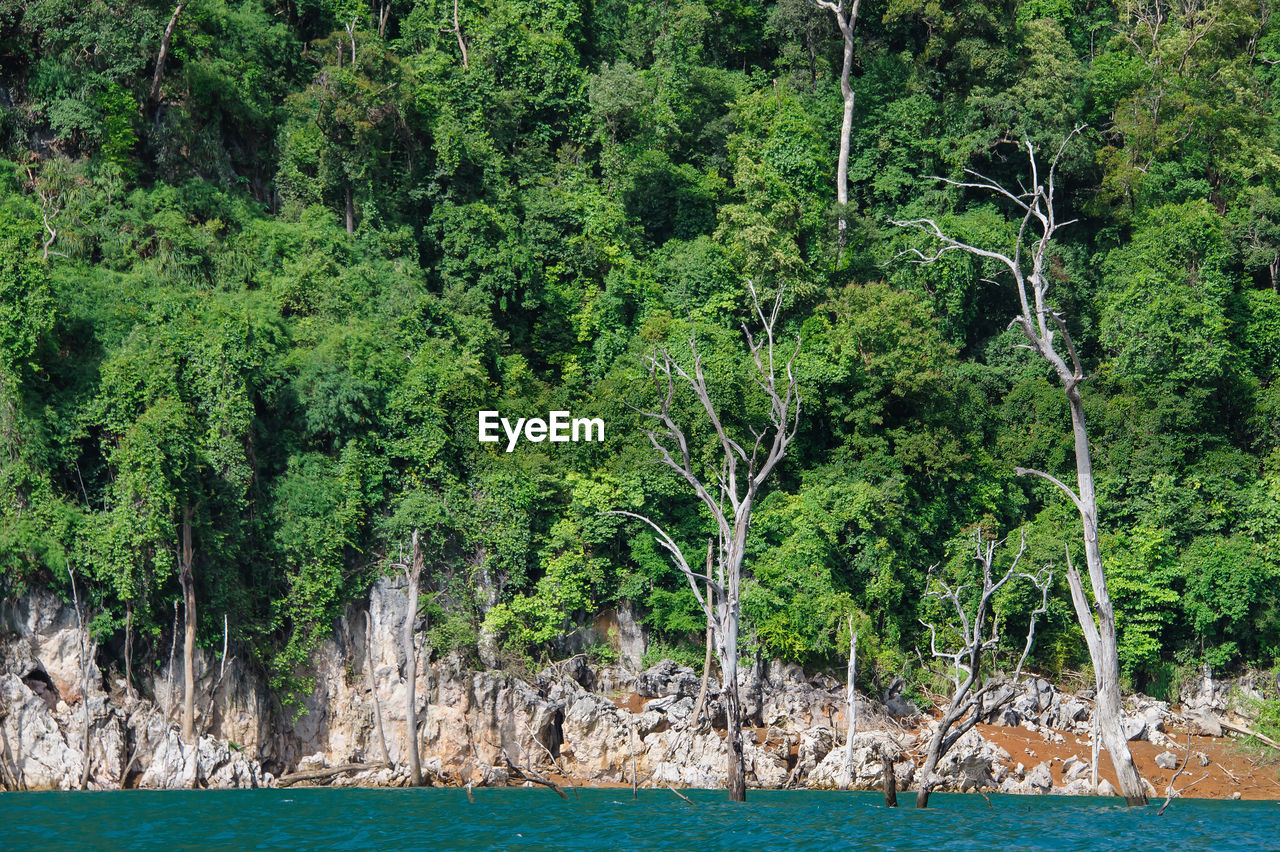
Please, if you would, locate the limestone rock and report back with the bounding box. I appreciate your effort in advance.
[791,726,836,782]
[0,674,85,790]
[806,732,912,790]
[1024,761,1053,792]
[636,661,700,698]
[1154,751,1178,771]
[135,729,270,789]
[1188,709,1223,737]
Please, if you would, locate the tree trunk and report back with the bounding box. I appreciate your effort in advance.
[180,505,197,746]
[124,602,134,700]
[366,612,392,768]
[720,607,746,802]
[378,2,390,38]
[151,4,186,105]
[1064,390,1147,804]
[843,624,856,788]
[914,728,942,809]
[724,672,746,802]
[691,550,714,726]
[345,185,355,234]
[452,0,469,69]
[692,617,712,725]
[404,529,423,787]
[835,16,854,250]
[882,753,898,807]
[817,0,860,253]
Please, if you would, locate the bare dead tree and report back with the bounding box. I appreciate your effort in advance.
[365,610,393,768]
[608,281,801,802]
[842,617,857,789]
[890,129,1149,805]
[390,530,425,786]
[914,530,1050,808]
[151,4,187,105]
[377,1,391,38]
[66,560,95,790]
[180,504,197,745]
[812,0,861,250]
[23,166,68,260]
[200,614,230,737]
[453,0,470,69]
[344,17,358,67]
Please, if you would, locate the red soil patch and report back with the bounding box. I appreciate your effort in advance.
[975,722,1280,801]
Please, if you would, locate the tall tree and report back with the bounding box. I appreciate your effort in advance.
[891,131,1149,804]
[611,282,801,802]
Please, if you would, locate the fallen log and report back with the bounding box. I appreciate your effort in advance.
[277,761,388,788]
[500,750,568,800]
[666,784,694,805]
[1218,718,1280,751]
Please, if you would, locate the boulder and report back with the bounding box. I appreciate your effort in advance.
[1188,710,1223,738]
[1154,751,1178,771]
[806,732,913,790]
[636,661,700,698]
[882,678,919,718]
[1024,761,1053,792]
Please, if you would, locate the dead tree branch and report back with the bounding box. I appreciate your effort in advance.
[606,280,800,802]
[889,128,1149,804]
[914,529,1051,808]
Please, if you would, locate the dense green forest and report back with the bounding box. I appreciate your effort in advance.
[2,0,1279,704]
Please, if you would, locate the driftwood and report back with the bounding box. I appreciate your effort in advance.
[666,784,694,805]
[1219,718,1280,750]
[277,761,388,788]
[1156,731,1192,816]
[500,749,568,799]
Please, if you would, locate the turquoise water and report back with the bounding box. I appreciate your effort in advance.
[6,788,1279,851]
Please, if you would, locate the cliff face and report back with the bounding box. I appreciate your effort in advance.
[0,580,1262,795]
[0,578,861,790]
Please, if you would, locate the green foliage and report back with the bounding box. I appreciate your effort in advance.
[1105,526,1180,681]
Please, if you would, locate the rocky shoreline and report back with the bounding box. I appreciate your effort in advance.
[1,579,1274,797]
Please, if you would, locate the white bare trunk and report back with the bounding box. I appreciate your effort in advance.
[404,530,423,786]
[890,132,1148,805]
[180,506,196,747]
[816,0,861,250]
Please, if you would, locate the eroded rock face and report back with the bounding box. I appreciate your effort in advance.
[0,674,85,790]
[6,582,1244,797]
[0,591,97,704]
[636,661,701,699]
[808,732,914,790]
[135,729,271,789]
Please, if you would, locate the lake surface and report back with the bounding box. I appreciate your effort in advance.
[7,787,1278,851]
